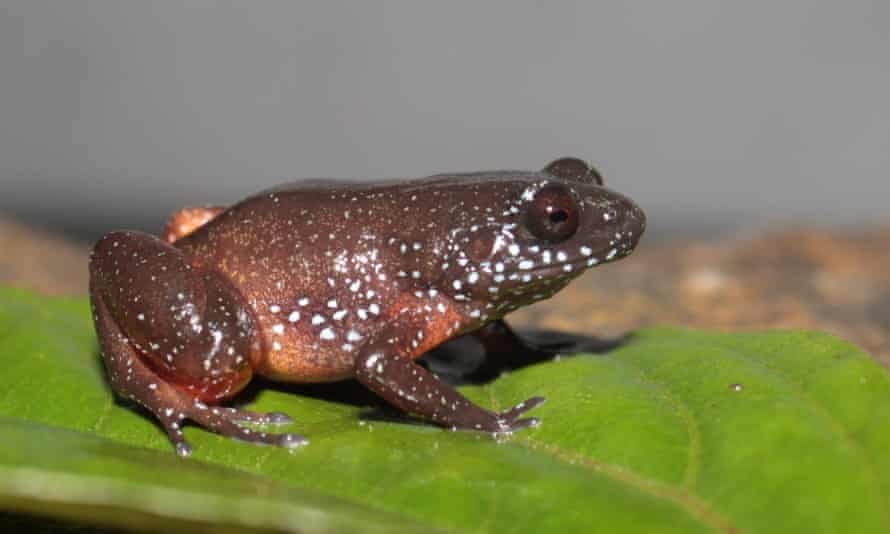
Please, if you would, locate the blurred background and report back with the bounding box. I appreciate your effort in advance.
[1,0,888,242]
[2,2,890,363]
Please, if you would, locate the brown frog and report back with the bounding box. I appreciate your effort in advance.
[89,157,646,456]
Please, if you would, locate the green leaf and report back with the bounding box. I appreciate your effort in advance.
[1,286,890,533]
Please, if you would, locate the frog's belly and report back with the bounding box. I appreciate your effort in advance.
[248,292,465,383]
[254,323,357,383]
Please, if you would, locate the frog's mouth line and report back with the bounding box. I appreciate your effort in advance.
[503,245,635,279]
[501,258,595,284]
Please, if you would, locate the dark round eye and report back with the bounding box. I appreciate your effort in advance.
[524,184,580,243]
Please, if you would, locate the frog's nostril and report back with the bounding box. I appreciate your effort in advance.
[623,204,647,240]
[633,205,646,230]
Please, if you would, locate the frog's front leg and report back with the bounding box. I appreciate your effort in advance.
[354,327,545,433]
[89,231,306,456]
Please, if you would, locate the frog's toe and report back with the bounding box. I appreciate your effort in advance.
[175,441,194,458]
[277,432,310,449]
[225,407,294,426]
[185,404,309,451]
[264,412,295,425]
[498,396,546,421]
[489,396,545,433]
[229,427,308,449]
[502,417,541,432]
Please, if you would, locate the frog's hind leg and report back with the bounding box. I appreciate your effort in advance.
[93,310,301,456]
[90,230,306,456]
[163,205,226,243]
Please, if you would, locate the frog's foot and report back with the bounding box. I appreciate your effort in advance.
[486,396,546,434]
[167,400,307,457]
[448,395,546,434]
[120,368,309,457]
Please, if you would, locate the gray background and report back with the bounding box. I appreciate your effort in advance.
[1,1,888,242]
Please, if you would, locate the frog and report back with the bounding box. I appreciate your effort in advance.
[89,157,646,456]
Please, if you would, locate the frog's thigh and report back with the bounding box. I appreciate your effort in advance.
[89,231,306,455]
[90,230,215,381]
[164,205,226,243]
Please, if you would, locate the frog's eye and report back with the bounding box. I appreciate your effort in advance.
[524,184,580,243]
[543,157,603,186]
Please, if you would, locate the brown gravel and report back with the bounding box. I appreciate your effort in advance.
[0,216,89,296]
[2,214,888,366]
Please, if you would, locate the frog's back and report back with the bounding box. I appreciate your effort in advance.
[178,171,542,255]
[173,180,412,330]
[171,173,524,381]
[169,169,601,382]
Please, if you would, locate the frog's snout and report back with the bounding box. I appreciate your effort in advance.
[622,201,646,245]
[611,199,645,257]
[586,193,646,259]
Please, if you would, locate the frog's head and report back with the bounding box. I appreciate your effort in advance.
[429,157,646,317]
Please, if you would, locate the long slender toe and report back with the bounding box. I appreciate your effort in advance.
[264,412,295,425]
[506,417,541,431]
[183,405,307,451]
[226,408,294,425]
[278,433,309,449]
[499,396,546,420]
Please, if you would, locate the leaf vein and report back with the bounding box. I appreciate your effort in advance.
[602,353,702,490]
[513,436,739,534]
[485,379,737,534]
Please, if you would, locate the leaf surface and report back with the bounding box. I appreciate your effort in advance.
[1,287,889,533]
